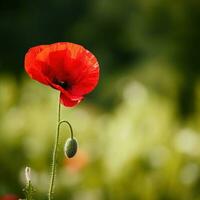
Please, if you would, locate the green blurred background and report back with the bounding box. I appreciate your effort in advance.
[0,0,200,199]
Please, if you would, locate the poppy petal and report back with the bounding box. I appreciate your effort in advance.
[60,92,83,107]
[63,45,99,96]
[36,43,84,83]
[48,50,69,81]
[49,82,82,100]
[24,45,50,85]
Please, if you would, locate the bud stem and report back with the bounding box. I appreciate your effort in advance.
[48,94,75,200]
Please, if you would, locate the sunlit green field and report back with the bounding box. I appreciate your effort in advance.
[1,63,200,200]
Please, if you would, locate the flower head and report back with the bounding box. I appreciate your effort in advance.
[24,42,99,107]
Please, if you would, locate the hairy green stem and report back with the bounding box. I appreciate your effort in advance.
[48,97,61,200]
[48,96,74,200]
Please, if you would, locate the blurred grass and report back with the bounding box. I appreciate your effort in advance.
[1,62,200,200]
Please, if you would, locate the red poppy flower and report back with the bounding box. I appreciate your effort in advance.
[24,42,99,107]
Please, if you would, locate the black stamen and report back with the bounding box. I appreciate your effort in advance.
[53,79,71,89]
[59,81,70,89]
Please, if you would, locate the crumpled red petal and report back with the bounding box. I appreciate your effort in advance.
[60,92,83,107]
[24,45,50,85]
[69,51,99,96]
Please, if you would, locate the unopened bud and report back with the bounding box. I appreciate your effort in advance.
[64,138,78,158]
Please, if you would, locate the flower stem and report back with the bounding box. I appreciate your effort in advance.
[48,96,61,200]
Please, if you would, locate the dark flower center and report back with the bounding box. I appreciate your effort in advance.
[53,79,71,89]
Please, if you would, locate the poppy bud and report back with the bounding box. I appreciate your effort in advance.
[64,138,78,158]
